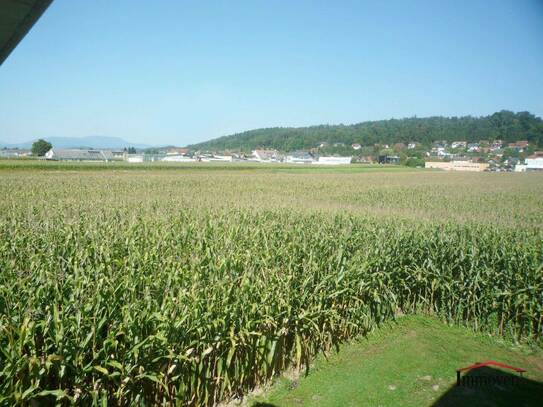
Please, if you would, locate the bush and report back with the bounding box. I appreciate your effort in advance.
[405,157,425,167]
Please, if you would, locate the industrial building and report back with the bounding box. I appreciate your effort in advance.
[285,151,314,164]
[313,156,352,165]
[515,156,543,172]
[425,161,489,172]
[252,149,280,162]
[45,149,113,162]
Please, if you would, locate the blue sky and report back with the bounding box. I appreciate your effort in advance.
[1,0,542,146]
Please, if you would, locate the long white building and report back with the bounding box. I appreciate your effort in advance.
[162,155,196,162]
[425,161,489,172]
[313,156,352,165]
[525,157,543,171]
[517,157,543,172]
[45,149,113,162]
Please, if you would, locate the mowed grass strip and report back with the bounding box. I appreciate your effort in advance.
[252,315,543,407]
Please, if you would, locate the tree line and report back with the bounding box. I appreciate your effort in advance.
[188,110,543,152]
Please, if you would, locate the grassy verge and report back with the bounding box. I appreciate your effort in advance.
[251,315,543,407]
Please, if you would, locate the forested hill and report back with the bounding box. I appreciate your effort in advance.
[188,111,543,152]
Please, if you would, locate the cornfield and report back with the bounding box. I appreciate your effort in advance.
[0,166,542,405]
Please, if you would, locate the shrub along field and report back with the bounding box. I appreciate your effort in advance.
[0,164,542,405]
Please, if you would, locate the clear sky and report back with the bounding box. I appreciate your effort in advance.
[1,0,542,146]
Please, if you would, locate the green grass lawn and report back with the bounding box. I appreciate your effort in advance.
[251,316,543,407]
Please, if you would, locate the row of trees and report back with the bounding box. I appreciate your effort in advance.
[189,110,543,152]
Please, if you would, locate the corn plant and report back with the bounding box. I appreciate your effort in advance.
[0,167,541,405]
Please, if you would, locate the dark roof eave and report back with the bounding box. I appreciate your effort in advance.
[0,0,53,65]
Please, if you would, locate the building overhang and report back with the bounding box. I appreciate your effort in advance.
[0,0,53,65]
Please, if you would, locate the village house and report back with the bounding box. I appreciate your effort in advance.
[451,141,467,149]
[167,148,189,155]
[352,143,362,150]
[357,155,374,164]
[432,140,448,148]
[492,139,503,148]
[378,155,400,164]
[490,140,503,151]
[467,143,480,153]
[285,151,314,164]
[431,147,451,157]
[508,141,529,152]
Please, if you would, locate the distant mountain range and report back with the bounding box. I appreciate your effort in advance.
[0,136,150,149]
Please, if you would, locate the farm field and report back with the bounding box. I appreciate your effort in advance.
[0,162,542,405]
